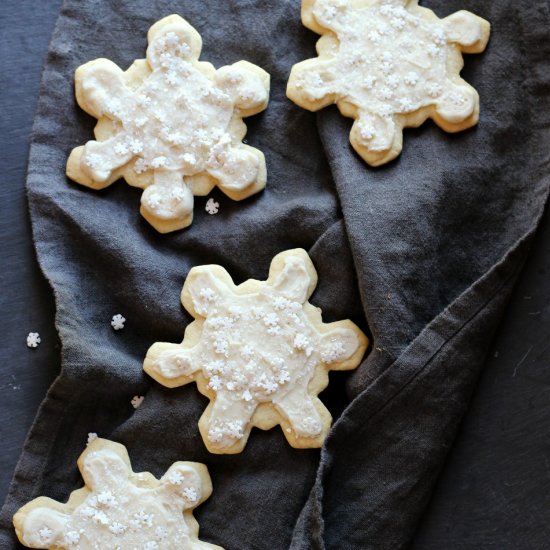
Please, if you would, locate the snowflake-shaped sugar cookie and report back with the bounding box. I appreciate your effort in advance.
[144,249,368,454]
[13,438,222,550]
[287,0,490,166]
[67,14,269,233]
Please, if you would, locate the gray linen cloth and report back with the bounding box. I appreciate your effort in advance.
[2,1,550,549]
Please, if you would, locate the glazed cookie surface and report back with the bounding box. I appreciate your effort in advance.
[13,438,222,550]
[67,14,269,233]
[144,249,368,454]
[287,0,490,166]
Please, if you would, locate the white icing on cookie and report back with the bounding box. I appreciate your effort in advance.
[144,249,368,453]
[287,0,490,166]
[67,14,269,233]
[14,439,220,550]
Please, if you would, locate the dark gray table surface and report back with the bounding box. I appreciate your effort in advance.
[1,0,63,498]
[1,1,548,547]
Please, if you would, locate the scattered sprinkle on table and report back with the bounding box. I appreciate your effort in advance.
[26,332,41,348]
[205,198,219,215]
[111,314,126,330]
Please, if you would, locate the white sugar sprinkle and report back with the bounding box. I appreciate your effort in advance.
[26,332,41,348]
[205,198,219,215]
[111,314,126,330]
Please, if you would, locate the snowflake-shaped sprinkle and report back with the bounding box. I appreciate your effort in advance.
[38,527,53,542]
[182,487,199,504]
[144,249,368,453]
[64,530,81,545]
[13,438,221,550]
[287,0,490,166]
[96,491,117,507]
[26,332,41,348]
[131,395,144,409]
[205,198,220,215]
[111,314,126,330]
[66,15,270,233]
[167,471,184,485]
[156,526,169,539]
[404,71,419,86]
[108,522,126,535]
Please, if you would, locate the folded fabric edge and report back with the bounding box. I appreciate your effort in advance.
[289,212,544,549]
[288,0,550,546]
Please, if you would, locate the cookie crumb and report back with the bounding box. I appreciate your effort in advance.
[87,433,98,445]
[26,332,41,348]
[111,314,126,330]
[131,395,144,409]
[205,198,219,215]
